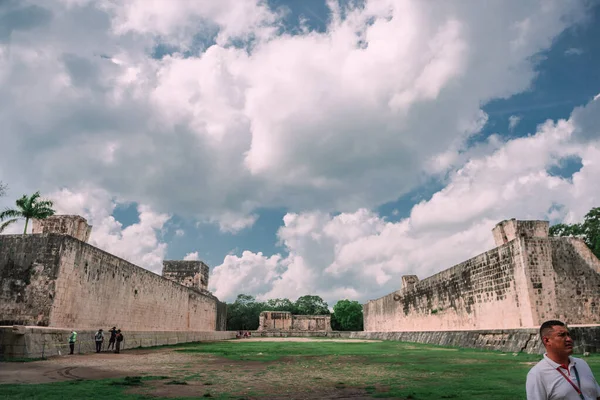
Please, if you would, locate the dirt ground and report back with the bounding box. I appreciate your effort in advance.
[0,338,384,399]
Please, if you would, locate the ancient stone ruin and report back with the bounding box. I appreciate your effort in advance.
[257,311,332,332]
[0,215,227,332]
[32,215,92,243]
[364,219,600,332]
[162,260,210,292]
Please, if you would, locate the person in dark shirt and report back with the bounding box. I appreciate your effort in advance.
[115,330,124,354]
[107,327,117,350]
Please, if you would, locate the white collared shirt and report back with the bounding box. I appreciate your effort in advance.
[526,354,600,400]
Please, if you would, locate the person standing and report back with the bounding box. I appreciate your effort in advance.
[68,330,77,355]
[526,320,600,399]
[94,329,104,353]
[115,330,124,354]
[107,327,117,350]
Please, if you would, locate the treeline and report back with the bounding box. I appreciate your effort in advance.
[226,294,363,332]
[550,206,599,259]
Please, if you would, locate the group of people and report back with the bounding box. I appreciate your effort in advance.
[68,327,124,355]
[235,330,252,339]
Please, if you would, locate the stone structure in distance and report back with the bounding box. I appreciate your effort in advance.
[257,311,332,332]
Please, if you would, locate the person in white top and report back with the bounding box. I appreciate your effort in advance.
[526,320,600,400]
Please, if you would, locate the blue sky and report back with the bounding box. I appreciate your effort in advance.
[1,0,599,305]
[151,0,600,267]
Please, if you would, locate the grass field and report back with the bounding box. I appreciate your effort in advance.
[2,339,599,399]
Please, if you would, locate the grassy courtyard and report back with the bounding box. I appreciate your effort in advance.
[2,338,599,399]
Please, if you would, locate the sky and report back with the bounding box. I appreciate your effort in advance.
[1,0,599,307]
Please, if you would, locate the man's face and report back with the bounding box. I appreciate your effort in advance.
[544,325,574,356]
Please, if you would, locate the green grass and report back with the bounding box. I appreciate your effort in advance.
[176,340,600,399]
[2,340,599,399]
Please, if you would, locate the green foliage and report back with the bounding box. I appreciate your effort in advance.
[294,295,330,315]
[226,294,264,331]
[550,206,600,259]
[225,294,330,330]
[0,191,55,234]
[264,298,297,313]
[331,299,363,331]
[0,181,6,197]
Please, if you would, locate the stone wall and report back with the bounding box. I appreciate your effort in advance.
[32,215,92,243]
[292,315,332,331]
[257,311,331,331]
[162,260,210,291]
[364,220,600,332]
[0,325,235,359]
[364,241,526,331]
[258,311,293,331]
[492,219,549,246]
[251,326,600,355]
[0,234,224,332]
[0,234,60,326]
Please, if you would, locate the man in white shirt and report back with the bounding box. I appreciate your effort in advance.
[526,320,600,400]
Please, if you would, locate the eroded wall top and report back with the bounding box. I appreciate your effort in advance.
[32,215,92,243]
[162,260,210,291]
[492,219,549,246]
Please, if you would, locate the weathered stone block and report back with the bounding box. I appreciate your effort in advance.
[162,260,210,291]
[257,311,332,331]
[32,215,92,243]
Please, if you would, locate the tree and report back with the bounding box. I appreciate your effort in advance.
[0,181,6,198]
[226,294,265,331]
[264,298,297,313]
[550,207,600,259]
[331,300,363,331]
[0,191,55,234]
[294,295,330,315]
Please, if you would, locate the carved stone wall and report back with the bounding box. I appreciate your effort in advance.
[0,234,224,331]
[364,220,600,332]
[162,260,210,291]
[257,311,332,331]
[32,215,92,243]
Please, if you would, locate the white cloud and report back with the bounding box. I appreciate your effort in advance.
[1,0,598,304]
[0,0,591,227]
[101,0,280,47]
[564,47,583,56]
[509,115,522,131]
[175,229,185,236]
[209,212,259,234]
[183,251,199,261]
[49,187,171,274]
[210,97,600,305]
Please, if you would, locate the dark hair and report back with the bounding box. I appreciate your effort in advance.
[540,320,565,339]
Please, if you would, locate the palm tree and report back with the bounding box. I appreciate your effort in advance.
[0,191,55,234]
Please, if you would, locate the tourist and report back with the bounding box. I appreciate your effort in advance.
[94,328,104,353]
[526,320,600,399]
[68,330,77,355]
[115,329,124,354]
[107,326,117,350]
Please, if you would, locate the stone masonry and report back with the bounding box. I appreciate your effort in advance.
[32,215,92,243]
[364,219,600,332]
[0,215,227,332]
[257,311,332,332]
[162,260,210,292]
